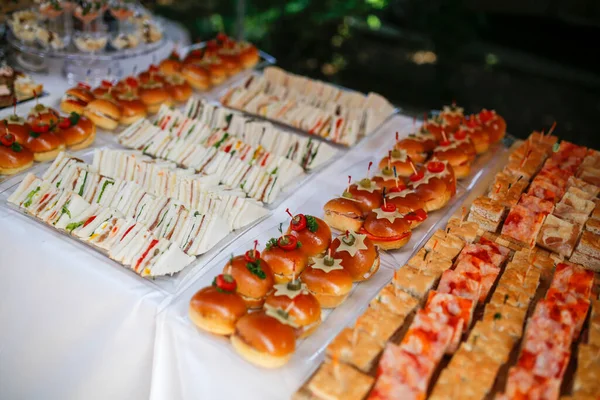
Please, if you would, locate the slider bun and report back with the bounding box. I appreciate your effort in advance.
[261,247,308,284]
[239,45,259,69]
[138,71,165,84]
[159,59,181,76]
[487,115,506,143]
[412,177,452,212]
[167,80,193,103]
[3,123,31,144]
[231,312,296,368]
[287,216,332,257]
[348,184,383,215]
[467,129,489,154]
[218,51,242,76]
[362,212,412,250]
[180,64,210,91]
[224,255,274,308]
[206,62,226,85]
[139,86,172,114]
[189,286,247,336]
[451,162,471,179]
[387,190,426,214]
[300,265,352,308]
[0,146,34,175]
[26,132,66,162]
[84,99,121,131]
[116,98,147,125]
[323,197,364,233]
[65,87,95,103]
[60,99,86,115]
[264,290,322,338]
[57,115,96,150]
[331,235,379,282]
[28,107,60,126]
[378,157,414,177]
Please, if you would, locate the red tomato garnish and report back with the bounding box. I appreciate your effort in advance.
[206,40,218,50]
[148,64,159,73]
[216,32,228,42]
[290,214,307,231]
[31,124,50,134]
[388,184,406,193]
[83,216,96,228]
[439,140,451,146]
[479,109,494,123]
[427,161,445,173]
[1,133,15,147]
[454,130,467,140]
[215,274,237,292]
[277,235,298,251]
[125,77,138,88]
[77,82,91,90]
[359,228,411,242]
[464,116,479,128]
[409,172,424,182]
[405,208,427,222]
[100,80,113,88]
[244,250,260,262]
[58,118,72,129]
[381,202,397,212]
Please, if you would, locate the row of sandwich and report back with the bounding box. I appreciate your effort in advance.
[181,97,337,171]
[220,66,396,146]
[295,130,600,400]
[7,151,270,277]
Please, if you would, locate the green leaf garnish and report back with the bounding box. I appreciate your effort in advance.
[305,215,318,233]
[246,260,266,279]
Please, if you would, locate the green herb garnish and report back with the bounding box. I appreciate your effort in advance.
[493,312,502,320]
[265,238,278,250]
[246,260,266,279]
[305,215,318,233]
[11,142,22,152]
[69,112,80,126]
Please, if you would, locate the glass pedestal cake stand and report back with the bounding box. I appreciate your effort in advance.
[6,28,168,85]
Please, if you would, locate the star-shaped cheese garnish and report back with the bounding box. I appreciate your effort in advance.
[373,208,403,223]
[355,180,379,193]
[391,149,408,162]
[264,304,299,328]
[272,282,309,299]
[310,257,344,272]
[387,188,415,199]
[336,232,369,257]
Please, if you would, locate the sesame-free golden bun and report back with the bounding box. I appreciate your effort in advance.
[139,85,172,115]
[26,132,66,162]
[286,215,332,257]
[323,197,364,233]
[180,64,210,91]
[261,243,309,284]
[433,145,472,179]
[83,99,121,131]
[189,286,247,336]
[223,255,274,309]
[330,234,380,282]
[57,115,96,151]
[347,182,383,216]
[28,105,60,126]
[60,87,95,114]
[362,211,412,250]
[166,75,193,103]
[264,289,322,338]
[0,144,34,175]
[116,96,147,125]
[239,43,260,69]
[231,312,296,368]
[300,264,353,308]
[159,58,181,77]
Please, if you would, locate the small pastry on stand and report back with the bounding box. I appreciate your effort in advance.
[223,245,274,309]
[285,209,332,257]
[330,230,380,282]
[300,251,353,308]
[262,234,308,284]
[231,312,296,368]
[264,277,322,338]
[189,274,247,336]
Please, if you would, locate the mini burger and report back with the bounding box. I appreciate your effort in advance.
[323,197,364,233]
[84,98,121,131]
[264,279,322,338]
[165,74,193,103]
[361,201,413,250]
[115,92,147,125]
[189,274,247,336]
[461,116,490,154]
[395,128,437,163]
[60,84,95,114]
[238,42,260,69]
[24,122,66,162]
[0,133,34,175]
[286,210,332,257]
[440,103,465,132]
[28,103,60,127]
[372,167,407,191]
[378,149,415,177]
[262,234,308,284]
[300,252,353,308]
[433,140,472,179]
[331,231,380,282]
[408,161,454,212]
[231,312,296,368]
[386,187,427,214]
[478,109,506,143]
[159,51,182,76]
[139,80,172,114]
[217,42,242,76]
[180,63,210,91]
[56,112,96,150]
[203,57,227,86]
[223,249,274,309]
[423,115,448,142]
[449,130,476,162]
[92,80,119,97]
[344,178,383,216]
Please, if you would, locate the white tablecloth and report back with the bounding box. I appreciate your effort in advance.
[0,28,507,399]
